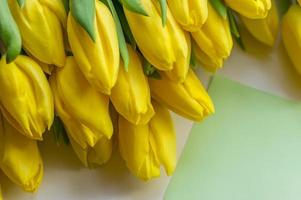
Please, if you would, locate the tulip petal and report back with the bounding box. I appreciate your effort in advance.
[9,0,66,67]
[111,45,154,125]
[50,56,113,149]
[0,115,43,192]
[0,55,54,140]
[67,1,119,94]
[118,101,176,180]
[149,69,214,121]
[167,0,208,31]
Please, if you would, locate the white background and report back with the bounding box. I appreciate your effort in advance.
[3,32,301,200]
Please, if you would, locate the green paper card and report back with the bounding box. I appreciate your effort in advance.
[165,76,301,200]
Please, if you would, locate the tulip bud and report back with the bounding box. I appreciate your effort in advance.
[0,114,43,192]
[192,41,223,73]
[282,5,301,75]
[241,0,278,46]
[67,1,119,94]
[224,0,271,19]
[119,101,176,181]
[41,0,68,28]
[191,3,232,72]
[124,0,191,82]
[167,0,208,31]
[111,46,154,125]
[50,57,113,159]
[0,55,54,140]
[8,0,66,67]
[149,69,214,121]
[69,135,112,167]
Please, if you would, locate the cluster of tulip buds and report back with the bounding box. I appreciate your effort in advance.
[0,0,295,198]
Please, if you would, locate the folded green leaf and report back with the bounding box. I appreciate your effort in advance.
[52,116,70,146]
[120,0,148,16]
[228,9,239,38]
[62,0,69,12]
[0,0,22,63]
[209,0,227,19]
[114,0,136,48]
[104,0,129,71]
[275,0,290,17]
[17,0,25,7]
[158,0,167,26]
[70,0,96,41]
[142,56,161,79]
[228,9,245,50]
[190,46,197,69]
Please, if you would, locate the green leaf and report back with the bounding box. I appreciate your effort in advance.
[17,0,25,7]
[142,56,161,79]
[275,0,290,16]
[0,0,22,63]
[158,0,167,26]
[114,0,136,48]
[104,0,130,71]
[70,0,96,41]
[209,0,227,19]
[51,117,70,145]
[120,0,148,16]
[62,0,69,12]
[190,46,197,69]
[228,9,245,50]
[228,9,239,38]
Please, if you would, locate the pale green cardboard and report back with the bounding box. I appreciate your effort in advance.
[165,76,301,200]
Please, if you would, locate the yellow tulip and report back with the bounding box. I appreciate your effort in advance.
[224,0,271,19]
[167,0,208,31]
[299,0,301,6]
[124,0,191,82]
[111,46,154,125]
[282,5,301,75]
[119,101,176,181]
[192,41,223,73]
[69,135,112,168]
[0,55,53,140]
[67,1,119,94]
[50,57,113,160]
[149,69,214,121]
[191,3,232,72]
[41,0,68,28]
[9,0,66,67]
[241,0,278,46]
[0,114,43,192]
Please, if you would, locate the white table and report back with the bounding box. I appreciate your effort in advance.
[3,35,301,200]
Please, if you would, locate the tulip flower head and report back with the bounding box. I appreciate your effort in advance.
[111,45,155,125]
[0,114,43,192]
[9,0,66,67]
[224,0,271,19]
[50,57,113,165]
[192,3,233,72]
[119,101,176,181]
[0,55,54,140]
[241,0,279,46]
[124,0,191,82]
[67,0,119,94]
[149,69,215,121]
[167,0,208,31]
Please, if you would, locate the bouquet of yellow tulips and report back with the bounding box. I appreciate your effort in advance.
[0,0,299,198]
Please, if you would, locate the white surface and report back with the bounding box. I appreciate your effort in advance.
[3,35,301,200]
